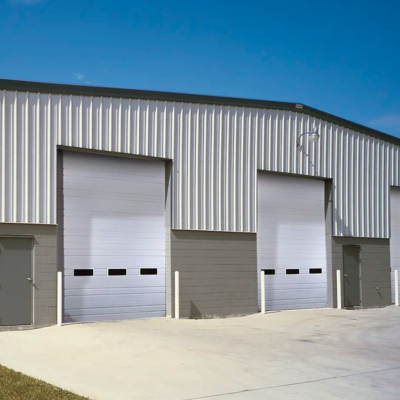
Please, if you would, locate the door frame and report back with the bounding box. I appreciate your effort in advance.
[0,235,34,326]
[342,245,361,308]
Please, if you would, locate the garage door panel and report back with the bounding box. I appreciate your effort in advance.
[63,210,164,220]
[258,215,324,224]
[258,253,326,259]
[64,249,165,257]
[265,281,327,290]
[63,168,165,183]
[67,154,163,173]
[64,275,165,286]
[63,219,164,231]
[259,275,326,284]
[64,170,165,183]
[64,176,164,194]
[259,256,325,272]
[64,304,166,317]
[62,152,166,323]
[64,235,166,244]
[65,278,165,286]
[259,175,322,192]
[64,241,165,251]
[64,196,164,210]
[64,309,165,323]
[64,269,165,279]
[63,256,164,269]
[263,289,327,301]
[63,183,163,198]
[257,233,325,242]
[64,196,164,209]
[63,175,164,189]
[63,233,166,243]
[265,300,326,311]
[63,254,165,262]
[257,228,326,235]
[259,202,325,214]
[64,293,166,309]
[257,173,327,311]
[258,225,326,232]
[64,189,164,203]
[63,156,164,175]
[258,246,327,254]
[65,286,165,296]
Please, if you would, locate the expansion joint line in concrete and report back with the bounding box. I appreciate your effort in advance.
[183,366,400,400]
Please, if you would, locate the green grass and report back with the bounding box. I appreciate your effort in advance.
[0,365,90,400]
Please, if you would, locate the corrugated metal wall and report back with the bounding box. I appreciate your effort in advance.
[0,90,399,237]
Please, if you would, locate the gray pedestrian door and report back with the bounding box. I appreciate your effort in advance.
[0,238,33,326]
[343,246,361,307]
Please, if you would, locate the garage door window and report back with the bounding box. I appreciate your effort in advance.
[74,269,93,276]
[309,268,322,274]
[108,269,127,276]
[286,269,300,275]
[140,269,157,275]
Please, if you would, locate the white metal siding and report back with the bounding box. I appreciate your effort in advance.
[257,173,327,310]
[0,90,399,237]
[390,188,400,303]
[61,152,165,322]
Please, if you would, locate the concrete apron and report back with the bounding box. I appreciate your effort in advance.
[0,307,399,400]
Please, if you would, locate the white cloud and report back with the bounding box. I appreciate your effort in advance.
[73,73,85,81]
[370,114,400,134]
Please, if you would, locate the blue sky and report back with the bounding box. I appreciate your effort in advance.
[1,0,399,136]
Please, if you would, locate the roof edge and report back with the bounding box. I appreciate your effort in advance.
[1,78,398,146]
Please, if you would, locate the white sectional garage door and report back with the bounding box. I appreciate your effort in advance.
[61,152,165,323]
[257,173,327,311]
[390,188,400,304]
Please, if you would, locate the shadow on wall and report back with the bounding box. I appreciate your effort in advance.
[190,301,202,319]
[330,179,349,237]
[300,143,350,237]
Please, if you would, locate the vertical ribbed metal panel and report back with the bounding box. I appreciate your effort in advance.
[0,90,399,237]
[0,91,54,224]
[170,104,256,232]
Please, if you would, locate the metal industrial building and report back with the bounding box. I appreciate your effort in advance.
[0,78,398,326]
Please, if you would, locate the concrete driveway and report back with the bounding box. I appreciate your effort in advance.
[0,307,399,400]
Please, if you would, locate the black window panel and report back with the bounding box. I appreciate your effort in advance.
[108,269,127,276]
[262,269,275,275]
[140,268,157,275]
[286,269,300,275]
[309,268,322,274]
[74,269,93,276]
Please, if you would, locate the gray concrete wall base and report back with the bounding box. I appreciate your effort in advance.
[170,230,258,318]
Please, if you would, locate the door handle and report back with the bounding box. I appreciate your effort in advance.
[344,274,347,277]
[27,278,33,283]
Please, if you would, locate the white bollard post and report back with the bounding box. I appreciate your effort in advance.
[175,271,179,319]
[395,270,399,307]
[261,271,266,314]
[57,271,63,326]
[337,270,342,310]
